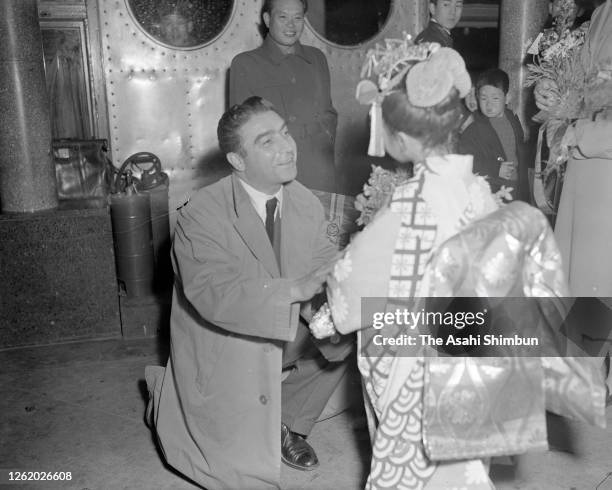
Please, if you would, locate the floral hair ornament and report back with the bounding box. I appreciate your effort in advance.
[356,33,438,156]
[356,33,471,156]
[406,47,472,107]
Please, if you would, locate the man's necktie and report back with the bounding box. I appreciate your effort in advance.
[265,197,281,269]
[265,197,278,245]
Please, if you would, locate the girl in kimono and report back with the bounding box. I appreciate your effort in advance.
[311,38,606,489]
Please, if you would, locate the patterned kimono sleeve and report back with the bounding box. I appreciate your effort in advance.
[326,207,403,334]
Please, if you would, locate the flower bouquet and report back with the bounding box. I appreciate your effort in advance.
[525,0,590,170]
[354,165,411,226]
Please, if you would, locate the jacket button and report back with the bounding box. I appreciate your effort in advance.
[259,395,268,405]
[288,115,296,122]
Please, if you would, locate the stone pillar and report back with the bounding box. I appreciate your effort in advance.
[499,0,549,138]
[416,0,430,35]
[0,0,58,213]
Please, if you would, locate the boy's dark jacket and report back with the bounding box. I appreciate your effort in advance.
[459,108,530,202]
[415,20,453,47]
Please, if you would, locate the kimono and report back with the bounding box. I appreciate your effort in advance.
[326,155,606,489]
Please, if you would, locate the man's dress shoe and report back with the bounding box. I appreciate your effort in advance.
[281,423,319,471]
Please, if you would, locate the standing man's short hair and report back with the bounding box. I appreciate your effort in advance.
[217,96,277,155]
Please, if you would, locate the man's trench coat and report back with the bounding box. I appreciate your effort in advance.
[147,174,343,489]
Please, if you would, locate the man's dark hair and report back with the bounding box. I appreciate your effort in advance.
[476,68,510,95]
[262,0,308,15]
[217,96,278,155]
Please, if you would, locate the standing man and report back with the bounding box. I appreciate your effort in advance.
[416,1,477,113]
[415,0,464,47]
[229,0,338,195]
[149,97,351,490]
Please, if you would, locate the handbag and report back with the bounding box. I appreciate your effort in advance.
[53,139,112,200]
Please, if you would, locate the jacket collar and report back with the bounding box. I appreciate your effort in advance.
[230,173,281,277]
[430,18,452,37]
[261,35,313,65]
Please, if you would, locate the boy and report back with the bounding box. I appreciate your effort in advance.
[415,0,464,48]
[459,68,529,201]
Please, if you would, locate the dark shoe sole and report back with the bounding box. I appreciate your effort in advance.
[281,455,319,471]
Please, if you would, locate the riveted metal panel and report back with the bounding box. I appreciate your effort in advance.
[97,0,426,228]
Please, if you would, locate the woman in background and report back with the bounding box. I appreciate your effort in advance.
[535,0,612,396]
[535,0,612,298]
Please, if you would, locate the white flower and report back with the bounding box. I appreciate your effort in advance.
[495,186,514,203]
[309,303,338,339]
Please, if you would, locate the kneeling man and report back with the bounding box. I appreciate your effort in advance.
[152,96,351,489]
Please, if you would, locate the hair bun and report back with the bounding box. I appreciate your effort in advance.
[406,48,471,108]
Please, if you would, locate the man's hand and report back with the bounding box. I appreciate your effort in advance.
[534,78,560,112]
[290,254,341,303]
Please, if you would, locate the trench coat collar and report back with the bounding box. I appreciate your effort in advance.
[261,35,313,65]
[276,180,304,278]
[230,173,281,278]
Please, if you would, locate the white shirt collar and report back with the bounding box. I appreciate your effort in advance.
[237,177,283,224]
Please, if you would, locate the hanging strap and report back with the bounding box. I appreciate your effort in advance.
[532,125,554,214]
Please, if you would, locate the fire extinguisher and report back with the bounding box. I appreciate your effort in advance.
[109,152,170,297]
